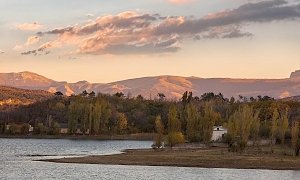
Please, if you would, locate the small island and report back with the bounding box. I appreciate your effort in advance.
[39,146,300,170]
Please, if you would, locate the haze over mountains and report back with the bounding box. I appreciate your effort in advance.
[1,70,300,100]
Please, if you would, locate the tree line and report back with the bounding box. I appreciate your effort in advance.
[0,91,300,155]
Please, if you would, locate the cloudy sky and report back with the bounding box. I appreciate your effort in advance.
[0,0,299,83]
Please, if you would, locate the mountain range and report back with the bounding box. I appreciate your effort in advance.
[1,70,300,100]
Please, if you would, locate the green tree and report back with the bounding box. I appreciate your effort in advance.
[270,108,279,147]
[157,93,166,101]
[153,115,164,148]
[88,103,94,135]
[80,102,90,134]
[67,96,92,135]
[20,123,30,135]
[0,124,5,134]
[186,103,200,142]
[92,100,102,134]
[251,112,261,146]
[291,121,300,156]
[88,99,112,135]
[99,99,112,133]
[35,123,48,135]
[52,122,61,135]
[67,101,79,134]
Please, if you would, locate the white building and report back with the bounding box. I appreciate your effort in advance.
[29,125,34,132]
[211,126,227,141]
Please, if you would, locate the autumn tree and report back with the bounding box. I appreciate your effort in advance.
[153,115,164,148]
[200,103,220,143]
[227,105,259,152]
[9,123,21,135]
[278,108,289,145]
[167,105,184,147]
[67,97,89,134]
[117,112,128,134]
[85,98,112,135]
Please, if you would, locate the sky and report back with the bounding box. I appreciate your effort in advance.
[0,0,300,83]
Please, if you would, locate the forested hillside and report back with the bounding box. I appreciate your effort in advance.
[0,86,53,107]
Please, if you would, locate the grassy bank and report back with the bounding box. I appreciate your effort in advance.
[39,146,300,170]
[0,133,154,141]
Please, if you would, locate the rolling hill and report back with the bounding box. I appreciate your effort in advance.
[0,86,53,106]
[1,71,300,99]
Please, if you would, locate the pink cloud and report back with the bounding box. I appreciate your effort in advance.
[21,0,300,56]
[168,0,193,4]
[16,22,43,31]
[26,36,40,46]
[13,45,23,51]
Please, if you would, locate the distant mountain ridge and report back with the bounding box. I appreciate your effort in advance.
[281,95,300,102]
[290,70,300,79]
[1,71,300,99]
[0,71,55,88]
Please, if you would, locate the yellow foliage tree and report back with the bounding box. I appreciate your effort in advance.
[167,105,184,147]
[154,115,165,148]
[117,113,128,134]
[228,105,259,152]
[278,108,289,145]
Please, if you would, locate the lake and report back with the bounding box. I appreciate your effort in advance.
[0,138,299,180]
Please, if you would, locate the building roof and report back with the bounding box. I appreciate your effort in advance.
[213,126,227,131]
[59,123,68,128]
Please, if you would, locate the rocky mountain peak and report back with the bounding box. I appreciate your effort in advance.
[290,70,300,79]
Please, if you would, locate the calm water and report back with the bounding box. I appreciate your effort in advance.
[0,138,299,180]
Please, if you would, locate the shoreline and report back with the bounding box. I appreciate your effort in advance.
[37,147,300,171]
[0,133,154,141]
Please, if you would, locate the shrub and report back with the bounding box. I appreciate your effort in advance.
[20,123,30,134]
[9,123,21,135]
[166,132,185,148]
[34,123,48,135]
